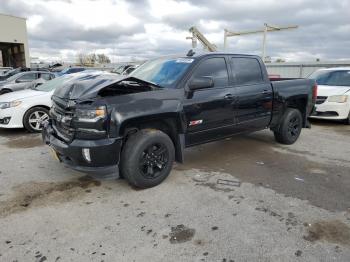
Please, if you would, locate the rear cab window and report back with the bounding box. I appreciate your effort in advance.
[231,57,264,85]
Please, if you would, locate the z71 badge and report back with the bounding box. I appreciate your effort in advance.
[189,120,203,126]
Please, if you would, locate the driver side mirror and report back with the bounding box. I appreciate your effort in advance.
[188,76,214,90]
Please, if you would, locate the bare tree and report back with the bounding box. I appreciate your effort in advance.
[97,54,111,64]
[77,53,111,66]
[76,52,87,66]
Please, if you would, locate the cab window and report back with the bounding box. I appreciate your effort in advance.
[232,58,263,85]
[191,58,229,87]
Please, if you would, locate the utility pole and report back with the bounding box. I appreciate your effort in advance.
[224,23,298,61]
[186,26,217,52]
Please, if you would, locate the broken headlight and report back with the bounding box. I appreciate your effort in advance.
[75,106,107,122]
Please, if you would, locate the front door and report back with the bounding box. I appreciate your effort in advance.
[183,57,236,146]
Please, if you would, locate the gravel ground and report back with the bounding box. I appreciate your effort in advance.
[0,120,349,262]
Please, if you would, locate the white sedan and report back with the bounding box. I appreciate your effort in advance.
[0,72,102,132]
[309,67,350,124]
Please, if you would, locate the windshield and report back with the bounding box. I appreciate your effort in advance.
[33,75,73,92]
[130,57,193,88]
[112,66,127,74]
[6,72,23,82]
[57,68,70,76]
[309,70,350,86]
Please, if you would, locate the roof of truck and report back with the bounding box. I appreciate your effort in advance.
[317,67,350,71]
[184,50,260,58]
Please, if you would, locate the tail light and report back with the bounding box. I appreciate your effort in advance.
[312,83,318,102]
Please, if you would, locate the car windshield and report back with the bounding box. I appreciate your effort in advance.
[130,57,194,88]
[113,66,127,74]
[6,72,23,82]
[309,70,350,86]
[57,68,69,76]
[33,75,72,92]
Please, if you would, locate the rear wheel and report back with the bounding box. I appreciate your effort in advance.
[121,129,175,188]
[23,107,49,133]
[274,108,303,145]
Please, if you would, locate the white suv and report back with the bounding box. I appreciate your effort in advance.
[309,67,350,124]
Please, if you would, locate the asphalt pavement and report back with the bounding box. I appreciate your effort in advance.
[0,120,349,262]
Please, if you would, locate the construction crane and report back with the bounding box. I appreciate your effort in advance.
[224,23,298,61]
[186,26,217,52]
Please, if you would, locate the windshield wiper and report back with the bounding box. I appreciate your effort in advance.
[124,76,164,89]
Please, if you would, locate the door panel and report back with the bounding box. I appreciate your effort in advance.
[233,83,273,130]
[184,87,236,145]
[183,57,235,146]
[231,57,273,131]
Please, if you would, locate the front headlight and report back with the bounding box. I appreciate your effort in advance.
[75,106,107,122]
[0,101,22,109]
[327,95,348,103]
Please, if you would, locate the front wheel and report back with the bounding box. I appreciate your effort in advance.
[23,107,50,133]
[274,108,303,145]
[120,129,175,188]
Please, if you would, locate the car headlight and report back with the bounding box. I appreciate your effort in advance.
[75,106,107,122]
[327,95,348,103]
[0,101,22,109]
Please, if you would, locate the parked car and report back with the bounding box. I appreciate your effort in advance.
[0,71,55,95]
[0,68,22,81]
[0,67,13,76]
[121,65,138,75]
[43,52,316,188]
[309,68,350,124]
[0,71,114,132]
[56,67,86,76]
[111,64,134,75]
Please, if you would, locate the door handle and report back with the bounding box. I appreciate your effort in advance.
[224,94,234,100]
[261,90,270,94]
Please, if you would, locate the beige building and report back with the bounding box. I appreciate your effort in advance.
[0,13,30,68]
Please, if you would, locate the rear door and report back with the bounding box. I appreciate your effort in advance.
[183,56,236,145]
[231,57,273,130]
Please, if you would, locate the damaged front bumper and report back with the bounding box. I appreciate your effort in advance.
[42,121,122,176]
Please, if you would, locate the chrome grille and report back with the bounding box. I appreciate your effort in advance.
[316,96,327,105]
[51,99,75,142]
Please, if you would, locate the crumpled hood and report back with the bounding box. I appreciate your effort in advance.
[52,75,159,101]
[317,85,350,97]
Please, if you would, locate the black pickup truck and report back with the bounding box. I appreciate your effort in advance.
[43,52,317,188]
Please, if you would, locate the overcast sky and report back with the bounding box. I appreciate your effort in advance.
[1,0,350,63]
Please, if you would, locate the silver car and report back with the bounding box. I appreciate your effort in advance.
[0,71,55,95]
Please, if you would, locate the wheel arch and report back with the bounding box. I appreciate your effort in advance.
[22,105,50,126]
[119,113,185,163]
[285,97,308,127]
[0,88,13,94]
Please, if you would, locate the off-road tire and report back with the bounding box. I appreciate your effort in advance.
[23,107,50,133]
[274,108,303,145]
[121,129,175,188]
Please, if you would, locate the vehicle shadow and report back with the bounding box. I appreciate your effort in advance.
[0,128,29,138]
